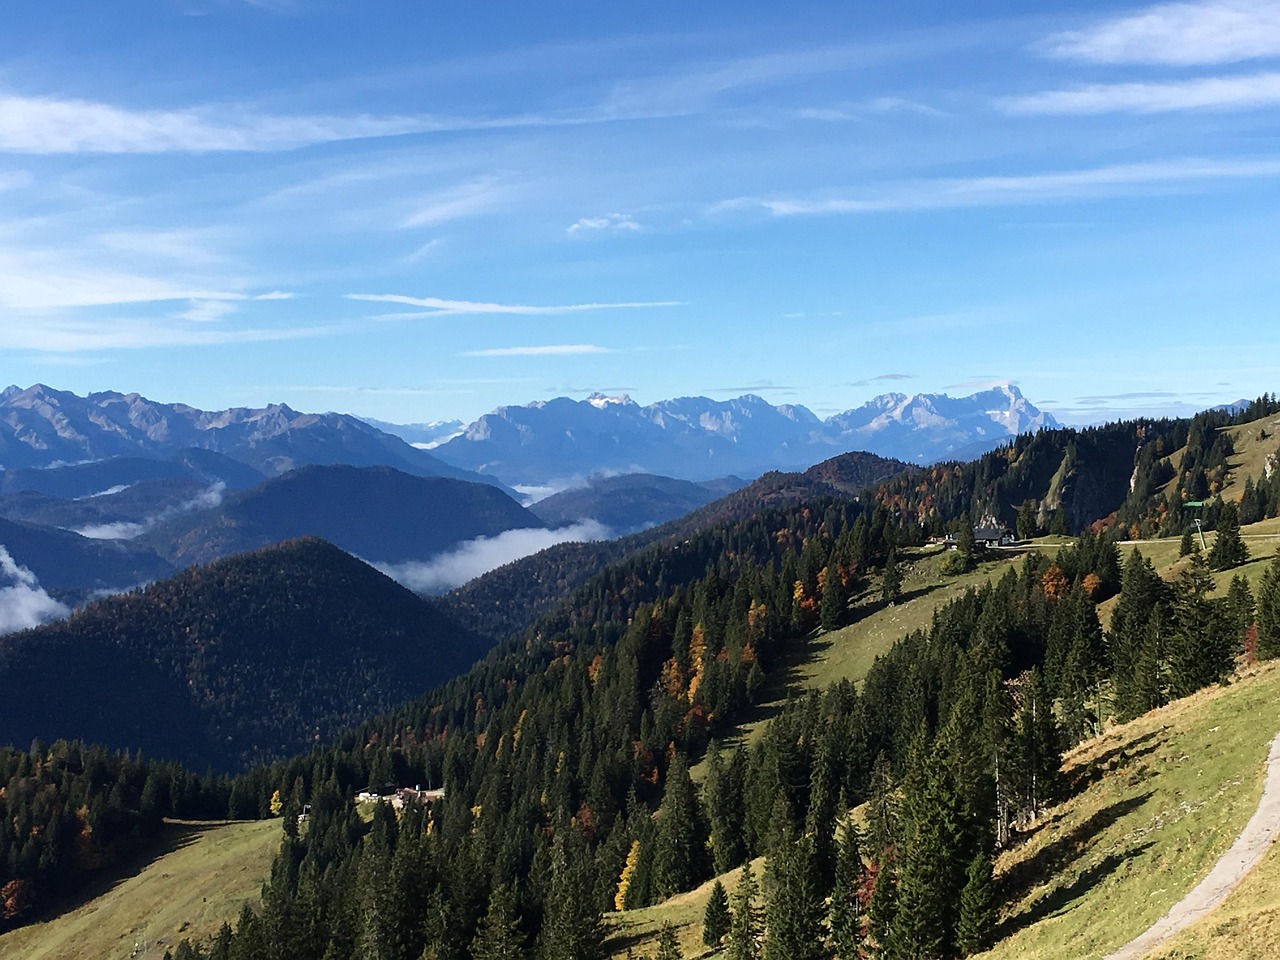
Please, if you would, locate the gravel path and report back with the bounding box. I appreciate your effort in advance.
[1104,731,1280,960]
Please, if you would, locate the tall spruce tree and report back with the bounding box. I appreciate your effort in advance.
[829,824,866,960]
[1256,551,1280,660]
[1110,550,1168,721]
[652,754,703,900]
[765,832,825,960]
[1208,502,1250,571]
[1168,553,1233,698]
[655,922,683,960]
[703,880,731,948]
[887,736,969,959]
[956,851,995,956]
[864,861,897,959]
[539,835,606,960]
[727,862,763,960]
[881,547,902,605]
[705,745,747,875]
[472,883,526,960]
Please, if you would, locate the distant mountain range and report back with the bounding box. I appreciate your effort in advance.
[428,385,1059,486]
[0,384,504,490]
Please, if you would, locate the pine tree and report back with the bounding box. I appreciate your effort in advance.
[655,922,682,960]
[703,880,731,948]
[956,851,995,956]
[765,832,825,960]
[805,726,839,895]
[865,753,899,861]
[1168,553,1233,698]
[472,882,525,960]
[1110,550,1168,721]
[1179,527,1196,557]
[1226,575,1256,647]
[705,745,747,875]
[887,743,969,959]
[821,565,845,631]
[1258,553,1280,661]
[829,824,866,960]
[652,754,704,900]
[882,547,902,605]
[727,862,763,960]
[1208,502,1250,571]
[864,861,897,958]
[539,836,606,960]
[1012,669,1060,824]
[1129,608,1168,716]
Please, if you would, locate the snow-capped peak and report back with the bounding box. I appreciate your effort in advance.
[586,393,634,410]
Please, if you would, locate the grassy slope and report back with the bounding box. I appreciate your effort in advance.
[1221,416,1280,502]
[978,662,1280,960]
[693,545,1039,772]
[618,663,1280,960]
[0,819,280,960]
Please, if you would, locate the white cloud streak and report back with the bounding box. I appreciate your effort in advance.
[1039,0,1280,66]
[347,294,683,316]
[1002,71,1280,115]
[0,545,70,634]
[372,521,611,594]
[738,157,1280,215]
[74,483,226,540]
[461,345,612,357]
[0,318,336,352]
[568,213,642,234]
[0,93,485,154]
[402,178,506,228]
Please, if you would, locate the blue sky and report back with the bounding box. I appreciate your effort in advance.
[2,0,1279,425]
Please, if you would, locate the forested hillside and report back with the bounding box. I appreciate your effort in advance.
[155,477,1280,960]
[7,400,1280,959]
[0,539,490,771]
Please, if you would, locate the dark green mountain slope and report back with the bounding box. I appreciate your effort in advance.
[0,515,172,595]
[147,464,544,567]
[529,473,747,532]
[0,538,490,770]
[442,450,912,639]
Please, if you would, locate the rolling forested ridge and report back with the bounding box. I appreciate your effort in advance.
[2,398,1280,958]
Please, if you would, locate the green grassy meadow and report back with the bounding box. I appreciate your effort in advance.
[0,819,280,960]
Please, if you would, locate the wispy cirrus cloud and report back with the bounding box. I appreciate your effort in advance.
[845,373,915,387]
[0,317,337,352]
[945,377,1017,390]
[402,178,507,228]
[731,156,1280,215]
[461,345,611,357]
[1038,0,1280,66]
[568,213,641,234]
[347,293,683,316]
[1002,71,1280,115]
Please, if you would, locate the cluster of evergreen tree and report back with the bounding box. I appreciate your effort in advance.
[0,741,231,930]
[14,465,1280,958]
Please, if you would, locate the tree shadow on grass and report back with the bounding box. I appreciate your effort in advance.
[1066,729,1167,795]
[999,791,1155,908]
[997,839,1157,940]
[5,820,249,933]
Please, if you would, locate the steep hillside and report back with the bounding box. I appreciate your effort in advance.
[0,539,490,770]
[145,464,543,567]
[442,450,910,639]
[0,819,279,960]
[529,473,746,533]
[0,515,172,597]
[611,664,1280,960]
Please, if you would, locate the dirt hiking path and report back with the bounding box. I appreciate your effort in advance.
[1104,731,1280,960]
